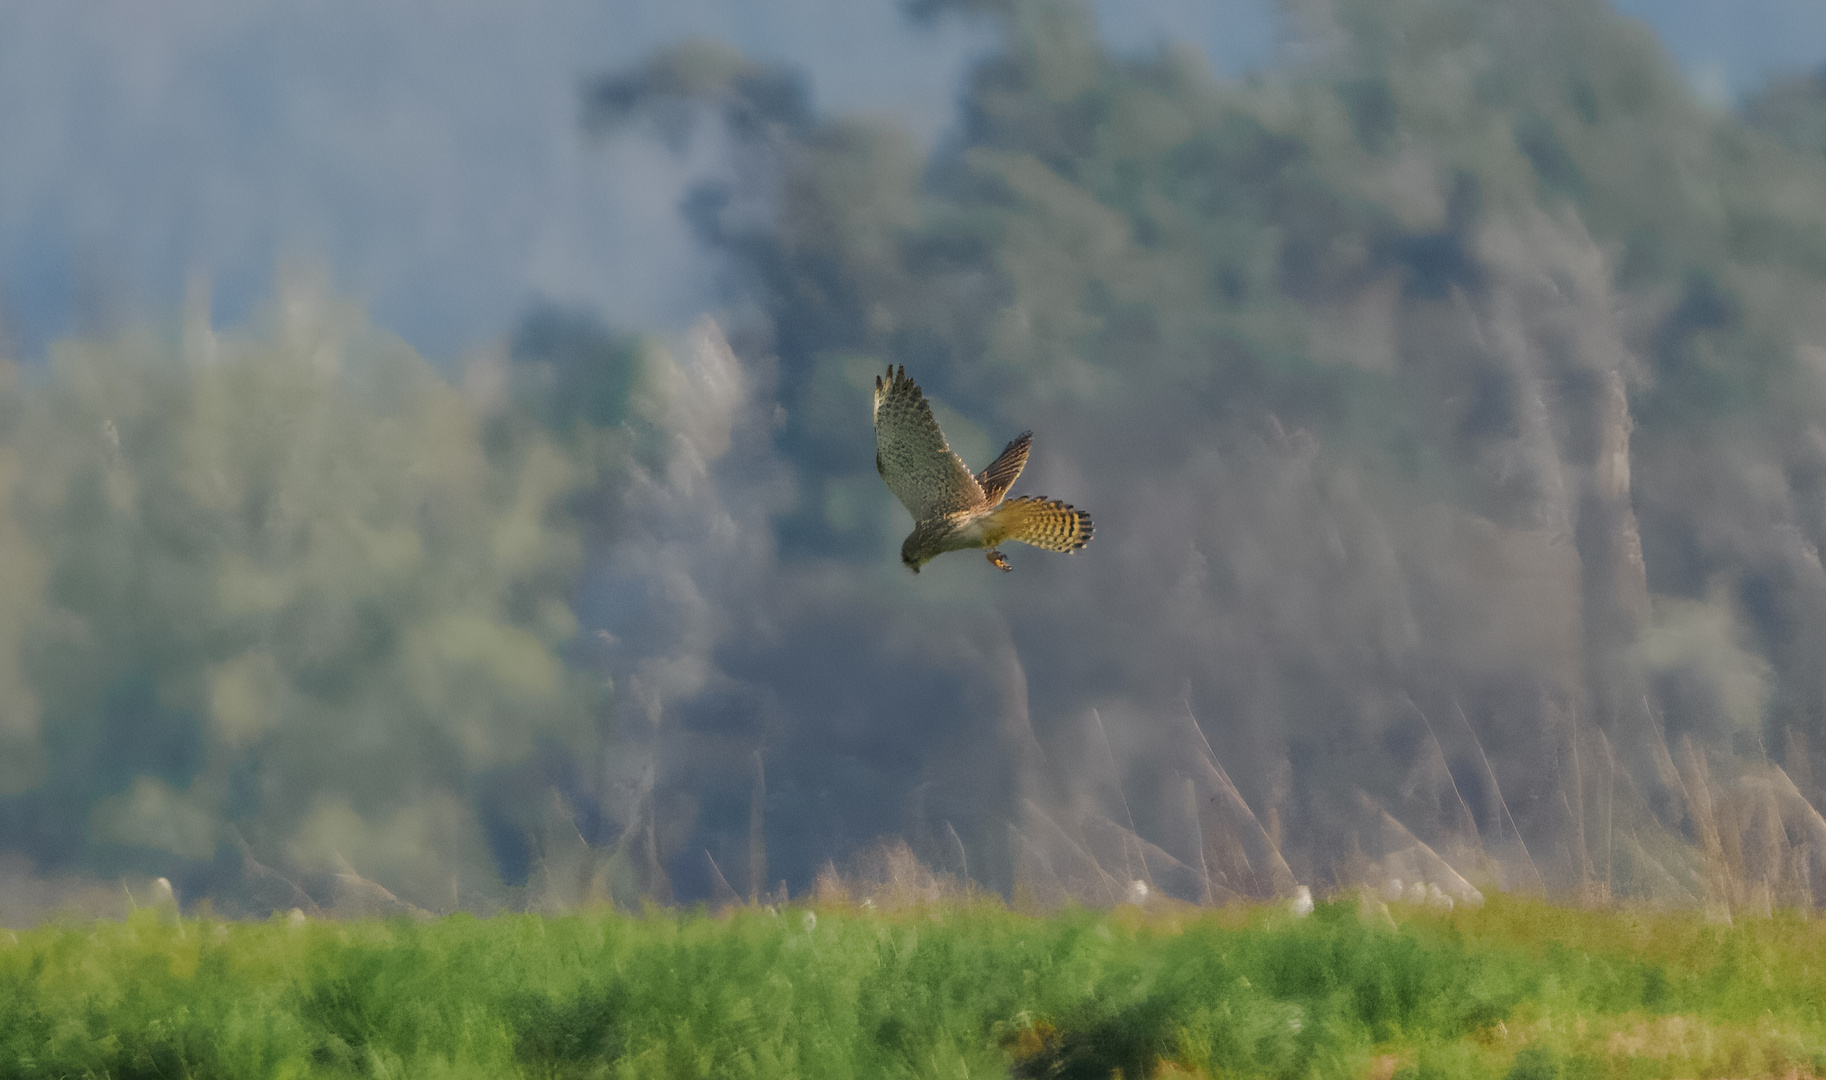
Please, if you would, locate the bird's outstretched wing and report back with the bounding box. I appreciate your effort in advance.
[982,495,1093,552]
[873,365,984,520]
[976,431,1031,506]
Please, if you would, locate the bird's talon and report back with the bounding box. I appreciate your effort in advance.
[988,550,1013,572]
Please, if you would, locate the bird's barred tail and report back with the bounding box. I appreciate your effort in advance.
[987,495,1093,553]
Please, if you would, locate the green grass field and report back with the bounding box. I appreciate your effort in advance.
[3,895,1824,1080]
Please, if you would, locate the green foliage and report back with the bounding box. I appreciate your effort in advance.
[3,897,1825,1079]
[511,304,644,435]
[0,282,604,911]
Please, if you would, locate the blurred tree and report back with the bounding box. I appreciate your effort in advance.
[565,0,1826,903]
[0,277,605,912]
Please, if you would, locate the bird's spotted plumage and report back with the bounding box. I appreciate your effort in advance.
[872,365,1093,572]
[871,365,983,520]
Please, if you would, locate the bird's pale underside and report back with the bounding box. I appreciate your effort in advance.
[872,364,1092,573]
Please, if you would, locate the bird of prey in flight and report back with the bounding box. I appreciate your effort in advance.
[872,365,1092,573]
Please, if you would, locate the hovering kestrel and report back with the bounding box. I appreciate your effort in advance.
[872,364,1092,573]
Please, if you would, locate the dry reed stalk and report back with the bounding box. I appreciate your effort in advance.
[1453,699,1544,891]
[1770,764,1826,843]
[1081,813,1209,902]
[1200,803,1257,899]
[1354,790,1485,906]
[1186,776,1214,906]
[1179,700,1299,896]
[1022,799,1125,905]
[1768,765,1826,910]
[944,820,969,883]
[231,832,321,916]
[705,851,742,908]
[1599,729,1617,902]
[1407,698,1482,849]
[1748,779,1787,916]
[1092,707,1150,889]
[748,750,766,904]
[1640,697,1691,817]
[1677,736,1733,922]
[1620,824,1699,905]
[813,860,850,906]
[810,840,976,910]
[1561,699,1594,893]
[1714,783,1751,909]
[1011,822,1067,911]
[1784,727,1815,805]
[329,854,432,920]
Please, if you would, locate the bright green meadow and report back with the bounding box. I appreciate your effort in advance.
[3,896,1824,1079]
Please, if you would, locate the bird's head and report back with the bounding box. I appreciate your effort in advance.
[900,518,954,574]
[900,533,932,574]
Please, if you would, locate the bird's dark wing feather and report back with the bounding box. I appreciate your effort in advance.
[976,431,1031,505]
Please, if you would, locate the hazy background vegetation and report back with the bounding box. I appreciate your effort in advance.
[9,0,1826,918]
